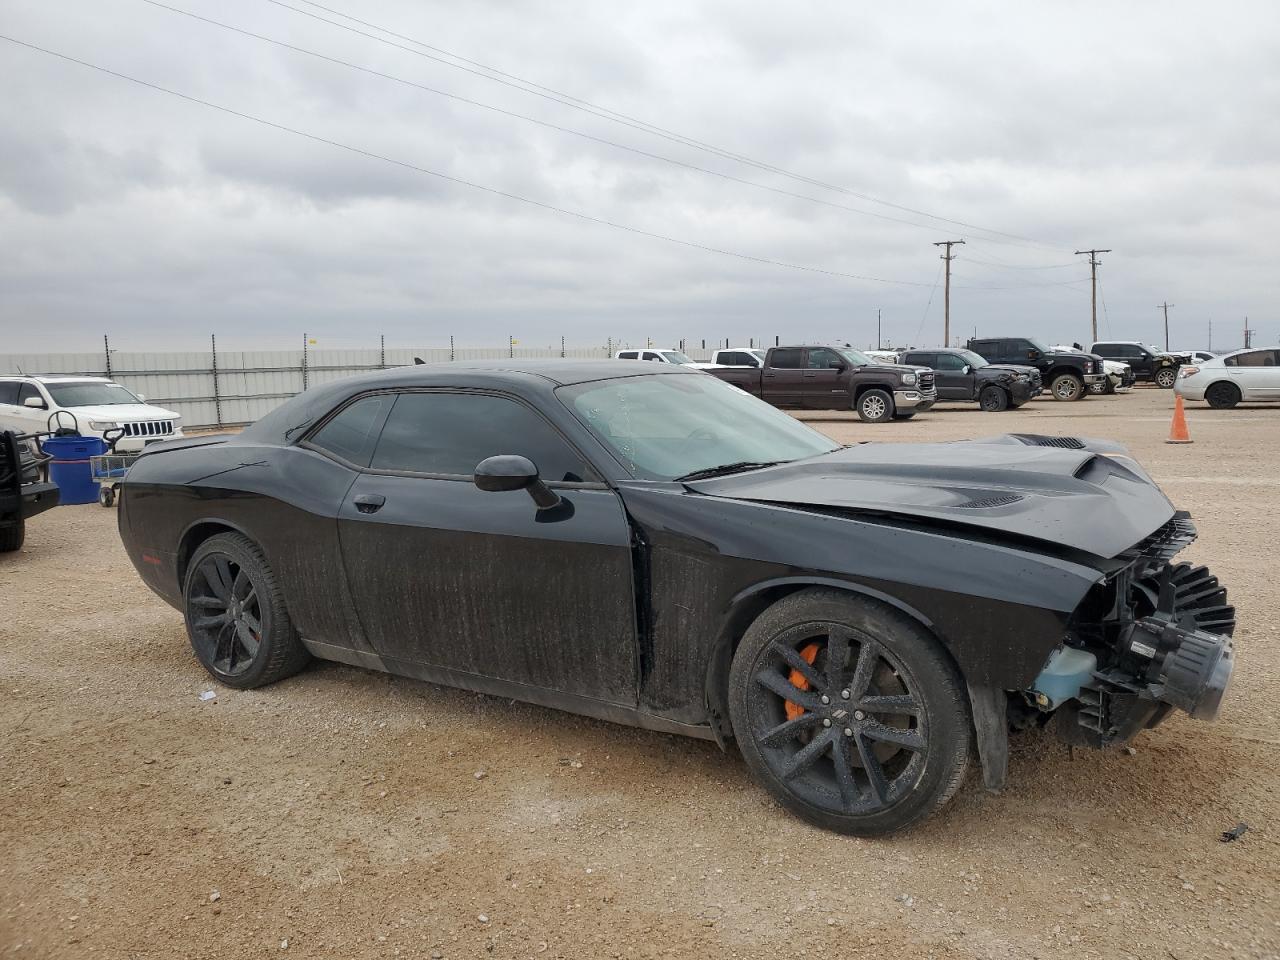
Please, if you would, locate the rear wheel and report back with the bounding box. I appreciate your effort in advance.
[856,389,894,423]
[728,589,971,836]
[978,385,1009,412]
[98,486,115,508]
[1155,367,1178,389]
[1205,381,1240,409]
[183,532,310,689]
[1050,373,1085,401]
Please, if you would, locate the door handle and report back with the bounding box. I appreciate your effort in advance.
[802,372,816,378]
[353,493,385,514]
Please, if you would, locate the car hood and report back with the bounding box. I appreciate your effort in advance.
[62,403,180,422]
[686,435,1174,559]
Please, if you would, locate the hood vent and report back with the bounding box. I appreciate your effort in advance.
[955,493,1023,509]
[1011,434,1086,450]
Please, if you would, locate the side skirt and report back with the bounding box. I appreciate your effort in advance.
[302,639,717,743]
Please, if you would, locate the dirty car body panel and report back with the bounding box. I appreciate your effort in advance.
[118,361,1236,825]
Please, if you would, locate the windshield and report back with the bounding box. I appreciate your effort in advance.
[659,351,695,365]
[559,374,840,481]
[749,349,766,362]
[1027,337,1052,354]
[45,382,141,407]
[838,348,874,366]
[956,349,988,368]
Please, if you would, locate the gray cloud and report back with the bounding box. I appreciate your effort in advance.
[0,0,1277,353]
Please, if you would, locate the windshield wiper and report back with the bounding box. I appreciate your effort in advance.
[675,460,787,482]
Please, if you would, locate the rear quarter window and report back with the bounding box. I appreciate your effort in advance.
[0,381,20,405]
[307,394,394,467]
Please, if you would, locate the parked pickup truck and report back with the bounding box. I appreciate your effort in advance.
[966,337,1105,401]
[1088,341,1181,388]
[708,345,935,422]
[899,348,1041,411]
[0,429,60,551]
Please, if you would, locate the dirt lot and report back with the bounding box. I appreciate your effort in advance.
[2,386,1277,960]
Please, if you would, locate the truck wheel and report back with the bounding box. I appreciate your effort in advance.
[1050,373,1085,401]
[856,389,895,423]
[1205,382,1240,409]
[978,385,1009,412]
[98,486,115,508]
[0,518,23,553]
[728,588,972,836]
[1155,368,1178,389]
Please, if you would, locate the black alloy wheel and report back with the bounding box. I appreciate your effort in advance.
[729,589,971,835]
[1205,381,1240,409]
[978,385,1009,412]
[183,532,310,688]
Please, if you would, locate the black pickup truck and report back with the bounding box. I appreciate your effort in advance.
[966,337,1105,401]
[1089,341,1181,388]
[0,429,59,551]
[708,345,936,422]
[899,348,1041,410]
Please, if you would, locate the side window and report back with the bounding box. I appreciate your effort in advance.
[17,383,45,407]
[643,352,663,362]
[968,341,994,358]
[618,351,638,360]
[721,352,751,366]
[370,393,594,482]
[1230,350,1274,367]
[769,348,804,369]
[934,353,966,370]
[0,381,19,405]
[806,348,841,369]
[307,394,394,467]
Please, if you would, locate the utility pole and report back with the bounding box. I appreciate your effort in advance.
[1157,302,1175,350]
[876,308,881,350]
[933,240,964,346]
[1244,317,1253,349]
[1074,248,1111,344]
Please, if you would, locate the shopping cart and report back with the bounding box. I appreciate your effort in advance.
[89,428,133,507]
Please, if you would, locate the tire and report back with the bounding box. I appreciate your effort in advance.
[98,486,115,508]
[856,389,895,423]
[728,588,972,836]
[0,518,23,553]
[1049,373,1085,401]
[978,385,1009,412]
[183,532,311,689]
[1155,367,1178,389]
[1205,381,1240,409]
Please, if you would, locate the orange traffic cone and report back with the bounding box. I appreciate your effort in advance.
[1167,394,1193,444]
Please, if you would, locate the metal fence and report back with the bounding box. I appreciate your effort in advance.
[0,335,774,429]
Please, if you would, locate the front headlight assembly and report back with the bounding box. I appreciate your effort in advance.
[88,420,120,430]
[901,373,917,386]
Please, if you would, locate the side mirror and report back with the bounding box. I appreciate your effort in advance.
[828,359,845,370]
[136,393,147,402]
[962,365,971,375]
[474,455,561,510]
[1027,350,1040,360]
[23,396,46,409]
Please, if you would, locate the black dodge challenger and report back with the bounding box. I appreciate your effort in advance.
[118,360,1235,835]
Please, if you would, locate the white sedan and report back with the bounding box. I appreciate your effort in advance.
[1175,347,1280,408]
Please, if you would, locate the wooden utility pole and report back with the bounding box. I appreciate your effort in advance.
[933,240,964,346]
[1157,302,1175,350]
[1074,248,1111,344]
[876,308,881,350]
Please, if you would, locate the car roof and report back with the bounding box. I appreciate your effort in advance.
[437,358,698,385]
[0,375,112,383]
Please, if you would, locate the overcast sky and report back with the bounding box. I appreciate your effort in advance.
[2,0,1277,353]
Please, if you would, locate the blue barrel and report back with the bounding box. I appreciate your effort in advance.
[42,435,107,505]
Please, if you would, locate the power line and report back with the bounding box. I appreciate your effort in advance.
[956,255,1081,270]
[134,0,1041,240]
[260,0,1069,252]
[0,32,939,288]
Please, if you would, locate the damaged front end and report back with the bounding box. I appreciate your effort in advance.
[1024,512,1236,748]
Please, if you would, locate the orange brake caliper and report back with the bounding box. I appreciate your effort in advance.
[784,642,821,721]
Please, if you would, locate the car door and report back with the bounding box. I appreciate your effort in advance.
[1226,349,1280,398]
[760,348,806,406]
[801,347,850,408]
[929,353,973,400]
[336,389,639,705]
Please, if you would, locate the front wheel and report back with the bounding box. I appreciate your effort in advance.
[978,385,1009,412]
[856,389,895,423]
[1050,373,1085,401]
[1205,381,1240,409]
[728,589,972,836]
[1155,367,1178,389]
[183,532,311,689]
[0,518,23,553]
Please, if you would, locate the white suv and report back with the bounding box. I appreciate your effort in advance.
[0,376,184,452]
[1175,348,1280,408]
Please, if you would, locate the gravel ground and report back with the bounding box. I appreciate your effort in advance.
[2,386,1277,960]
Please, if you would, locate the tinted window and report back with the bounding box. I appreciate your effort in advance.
[806,348,842,369]
[371,392,593,482]
[934,353,967,371]
[17,383,45,407]
[642,352,663,362]
[308,394,393,466]
[0,381,19,405]
[719,351,754,366]
[770,348,804,369]
[618,351,638,360]
[1228,350,1278,367]
[901,353,929,367]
